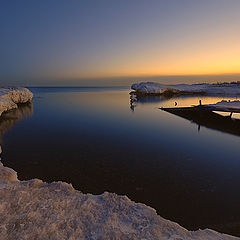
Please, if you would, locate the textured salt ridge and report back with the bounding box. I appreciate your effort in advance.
[131,82,240,96]
[0,88,239,239]
[0,87,33,116]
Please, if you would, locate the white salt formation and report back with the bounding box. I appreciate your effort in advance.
[131,82,240,96]
[0,87,33,116]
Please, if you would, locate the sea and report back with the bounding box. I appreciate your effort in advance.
[1,86,240,236]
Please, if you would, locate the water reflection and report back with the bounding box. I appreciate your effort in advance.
[129,92,171,111]
[130,92,240,137]
[129,92,240,110]
[162,107,240,137]
[0,103,33,147]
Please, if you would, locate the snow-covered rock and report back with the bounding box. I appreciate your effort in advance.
[131,82,240,96]
[0,87,33,116]
[0,162,238,239]
[0,98,17,116]
[206,100,240,110]
[0,151,238,239]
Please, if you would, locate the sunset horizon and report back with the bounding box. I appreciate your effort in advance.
[1,0,240,86]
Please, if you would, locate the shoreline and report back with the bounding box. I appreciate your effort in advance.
[0,160,238,239]
[131,82,240,97]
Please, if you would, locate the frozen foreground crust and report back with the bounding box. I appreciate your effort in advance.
[131,82,240,96]
[0,87,33,116]
[0,162,239,240]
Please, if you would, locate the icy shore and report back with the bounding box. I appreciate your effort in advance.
[0,160,239,240]
[131,82,240,96]
[0,87,33,116]
[205,100,240,110]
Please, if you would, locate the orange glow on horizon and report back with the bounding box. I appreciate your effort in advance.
[51,45,240,80]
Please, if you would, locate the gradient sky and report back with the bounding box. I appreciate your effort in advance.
[1,0,240,86]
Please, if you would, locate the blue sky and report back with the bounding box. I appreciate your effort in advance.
[1,0,240,86]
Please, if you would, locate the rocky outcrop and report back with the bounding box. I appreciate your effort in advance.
[131,82,240,96]
[0,87,33,116]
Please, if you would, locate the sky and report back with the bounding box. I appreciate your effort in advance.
[0,0,240,86]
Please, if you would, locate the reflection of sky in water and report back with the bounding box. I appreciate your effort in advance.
[1,87,240,236]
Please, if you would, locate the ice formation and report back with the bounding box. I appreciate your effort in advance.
[206,100,240,110]
[0,87,33,116]
[0,159,239,239]
[131,82,240,96]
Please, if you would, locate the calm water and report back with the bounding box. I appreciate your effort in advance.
[1,87,240,236]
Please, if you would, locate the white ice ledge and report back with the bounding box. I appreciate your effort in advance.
[131,82,240,96]
[0,161,238,239]
[0,87,33,116]
[205,100,240,110]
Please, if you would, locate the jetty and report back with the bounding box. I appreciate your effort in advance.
[160,100,240,136]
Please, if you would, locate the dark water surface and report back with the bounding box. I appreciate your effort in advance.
[2,87,240,236]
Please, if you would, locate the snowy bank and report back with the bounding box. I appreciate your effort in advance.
[205,100,240,111]
[0,159,238,239]
[0,87,33,116]
[131,82,240,96]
